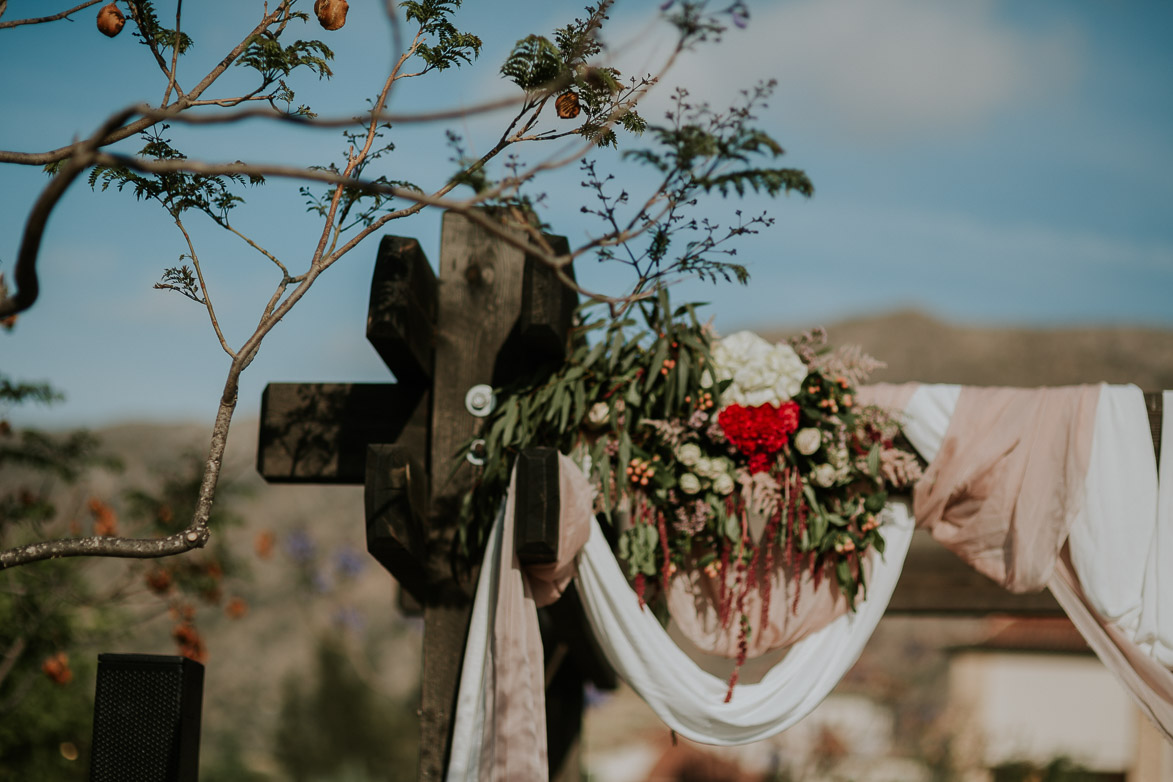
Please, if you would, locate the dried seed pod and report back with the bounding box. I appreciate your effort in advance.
[314,0,349,31]
[555,91,581,119]
[97,2,125,37]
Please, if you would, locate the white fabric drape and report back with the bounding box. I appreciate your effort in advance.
[575,500,914,745]
[1066,387,1173,666]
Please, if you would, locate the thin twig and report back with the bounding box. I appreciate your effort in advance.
[161,0,185,104]
[126,1,175,81]
[174,215,235,357]
[213,217,290,277]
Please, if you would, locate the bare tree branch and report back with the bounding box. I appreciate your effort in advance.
[0,0,103,29]
[0,528,208,570]
[0,2,289,166]
[0,106,140,319]
[161,0,185,105]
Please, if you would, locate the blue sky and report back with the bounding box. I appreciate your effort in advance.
[2,0,1171,428]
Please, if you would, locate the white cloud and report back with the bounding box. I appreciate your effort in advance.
[620,0,1083,140]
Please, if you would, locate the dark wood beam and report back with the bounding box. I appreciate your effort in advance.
[518,234,577,361]
[515,447,561,566]
[367,235,437,389]
[365,444,430,604]
[887,531,1063,615]
[257,382,426,484]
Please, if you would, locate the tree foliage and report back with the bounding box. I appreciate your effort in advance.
[0,0,811,583]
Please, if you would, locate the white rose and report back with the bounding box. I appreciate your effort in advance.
[812,463,837,488]
[679,473,701,494]
[794,427,821,456]
[713,473,735,495]
[676,442,702,466]
[694,457,714,478]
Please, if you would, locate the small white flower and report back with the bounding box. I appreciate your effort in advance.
[794,427,821,456]
[828,445,849,470]
[713,473,735,495]
[679,473,702,494]
[694,457,714,478]
[586,401,610,428]
[676,442,702,466]
[812,463,838,488]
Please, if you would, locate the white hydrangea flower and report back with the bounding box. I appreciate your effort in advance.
[711,330,807,408]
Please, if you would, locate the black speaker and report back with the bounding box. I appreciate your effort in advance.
[89,653,204,782]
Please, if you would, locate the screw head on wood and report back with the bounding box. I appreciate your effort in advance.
[464,384,496,417]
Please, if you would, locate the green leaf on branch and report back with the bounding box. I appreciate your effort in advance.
[128,0,193,54]
[237,33,334,81]
[501,34,565,90]
[402,0,482,71]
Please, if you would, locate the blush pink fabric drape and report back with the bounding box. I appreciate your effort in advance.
[474,455,595,782]
[913,385,1100,593]
[912,384,1173,742]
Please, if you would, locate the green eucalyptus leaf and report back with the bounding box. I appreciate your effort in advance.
[867,442,881,477]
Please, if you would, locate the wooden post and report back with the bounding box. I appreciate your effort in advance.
[256,215,593,780]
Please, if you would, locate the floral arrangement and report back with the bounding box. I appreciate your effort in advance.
[458,293,921,684]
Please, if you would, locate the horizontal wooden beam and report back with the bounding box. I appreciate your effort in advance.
[887,531,1063,615]
[257,382,426,484]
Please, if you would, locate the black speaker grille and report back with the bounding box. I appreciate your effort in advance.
[89,654,202,782]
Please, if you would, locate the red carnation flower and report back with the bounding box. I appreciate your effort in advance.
[718,401,800,473]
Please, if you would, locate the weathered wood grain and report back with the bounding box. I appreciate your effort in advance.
[418,211,541,781]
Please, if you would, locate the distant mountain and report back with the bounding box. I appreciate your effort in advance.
[764,310,1173,388]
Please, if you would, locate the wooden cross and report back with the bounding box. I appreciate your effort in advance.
[256,210,613,782]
